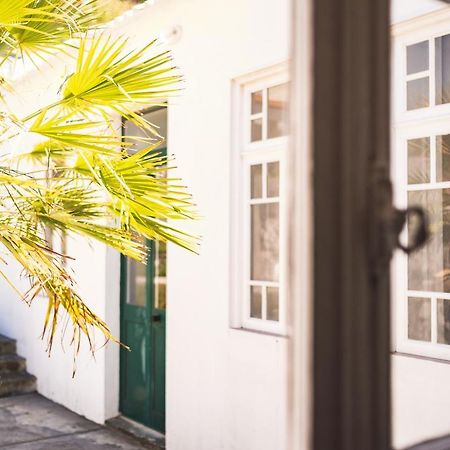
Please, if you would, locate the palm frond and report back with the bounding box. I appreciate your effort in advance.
[61,35,181,130]
[0,0,101,62]
[0,2,197,360]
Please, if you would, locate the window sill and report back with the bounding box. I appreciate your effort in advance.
[229,325,288,339]
[406,433,450,450]
[391,351,450,365]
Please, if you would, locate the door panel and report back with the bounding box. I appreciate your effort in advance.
[120,108,167,433]
[120,206,167,433]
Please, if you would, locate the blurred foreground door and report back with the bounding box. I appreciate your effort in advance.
[308,0,450,449]
[311,0,394,449]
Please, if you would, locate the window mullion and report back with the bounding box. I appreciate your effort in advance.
[430,37,436,108]
[262,88,268,140]
[430,134,436,183]
[431,295,437,344]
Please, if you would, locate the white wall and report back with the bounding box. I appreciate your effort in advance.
[392,354,450,449]
[0,1,290,449]
[0,57,121,424]
[128,1,290,449]
[391,0,446,24]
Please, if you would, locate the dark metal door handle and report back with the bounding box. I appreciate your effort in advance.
[151,314,161,322]
[369,162,430,278]
[394,206,428,254]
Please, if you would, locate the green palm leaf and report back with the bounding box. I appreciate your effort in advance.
[0,3,198,359]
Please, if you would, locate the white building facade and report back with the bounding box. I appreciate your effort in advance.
[0,2,291,450]
[2,1,450,449]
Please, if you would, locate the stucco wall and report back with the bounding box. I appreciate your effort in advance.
[0,1,290,450]
[137,1,291,449]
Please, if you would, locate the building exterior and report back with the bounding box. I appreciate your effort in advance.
[0,1,291,450]
[391,1,450,448]
[2,1,450,449]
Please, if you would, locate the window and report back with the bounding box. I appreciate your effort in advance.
[393,18,450,360]
[403,32,450,112]
[231,64,289,334]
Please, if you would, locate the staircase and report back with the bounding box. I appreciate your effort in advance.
[0,335,36,397]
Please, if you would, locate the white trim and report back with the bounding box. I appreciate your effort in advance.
[393,122,450,361]
[288,0,313,448]
[230,63,289,336]
[392,7,450,38]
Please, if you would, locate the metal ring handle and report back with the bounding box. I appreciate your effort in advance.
[396,206,428,255]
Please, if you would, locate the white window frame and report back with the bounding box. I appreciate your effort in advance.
[230,62,289,335]
[392,9,450,360]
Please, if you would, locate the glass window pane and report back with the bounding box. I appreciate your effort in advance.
[251,90,263,114]
[251,203,279,282]
[125,107,167,152]
[267,161,280,198]
[127,258,147,307]
[154,240,167,310]
[266,287,279,321]
[250,286,262,319]
[268,83,289,138]
[407,77,429,110]
[408,189,450,292]
[251,164,263,199]
[408,137,430,184]
[251,118,263,142]
[436,34,450,105]
[408,297,431,342]
[437,134,450,182]
[407,41,429,75]
[437,298,450,345]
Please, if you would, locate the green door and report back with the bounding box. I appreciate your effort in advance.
[120,237,167,432]
[120,108,167,433]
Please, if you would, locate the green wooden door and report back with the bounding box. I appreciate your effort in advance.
[120,109,167,432]
[120,235,167,432]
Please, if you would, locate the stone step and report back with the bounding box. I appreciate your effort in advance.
[0,355,26,374]
[0,372,36,397]
[0,335,16,356]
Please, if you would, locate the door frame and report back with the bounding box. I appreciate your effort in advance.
[311,0,391,448]
[119,107,167,432]
[309,0,450,449]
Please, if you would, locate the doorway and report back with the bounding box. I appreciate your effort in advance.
[119,108,167,433]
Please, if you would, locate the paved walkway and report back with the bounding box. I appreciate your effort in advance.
[0,393,157,449]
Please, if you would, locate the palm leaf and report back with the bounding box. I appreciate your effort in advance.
[0,2,197,360]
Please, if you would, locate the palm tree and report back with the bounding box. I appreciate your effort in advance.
[0,0,196,354]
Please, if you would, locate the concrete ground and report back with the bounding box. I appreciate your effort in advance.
[0,393,158,449]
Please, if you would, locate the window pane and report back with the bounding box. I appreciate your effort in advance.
[266,287,279,321]
[408,137,430,184]
[267,161,280,198]
[250,286,262,319]
[408,189,450,292]
[408,297,431,342]
[268,83,289,138]
[437,134,450,182]
[437,298,450,345]
[407,41,429,75]
[251,118,263,142]
[125,108,167,152]
[407,77,429,110]
[154,240,167,310]
[436,34,450,105]
[127,258,146,307]
[251,164,263,199]
[251,203,279,282]
[251,90,263,114]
